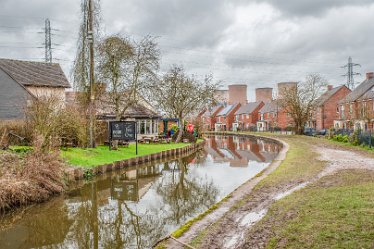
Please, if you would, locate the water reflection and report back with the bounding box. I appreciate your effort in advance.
[0,135,280,249]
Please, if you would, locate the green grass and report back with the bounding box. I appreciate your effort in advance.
[263,170,374,249]
[61,142,195,167]
[172,194,231,238]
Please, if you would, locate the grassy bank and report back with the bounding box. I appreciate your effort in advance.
[61,142,198,167]
[261,170,374,249]
[191,132,374,248]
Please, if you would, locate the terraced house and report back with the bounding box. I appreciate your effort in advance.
[233,101,264,131]
[215,103,241,131]
[309,85,351,131]
[201,105,224,131]
[335,72,374,131]
[0,59,70,120]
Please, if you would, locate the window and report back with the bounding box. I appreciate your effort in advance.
[336,106,339,113]
[153,120,158,134]
[349,104,353,114]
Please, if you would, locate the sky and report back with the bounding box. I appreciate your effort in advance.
[0,0,373,100]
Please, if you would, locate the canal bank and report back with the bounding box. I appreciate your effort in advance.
[64,141,206,181]
[0,135,281,248]
[156,133,289,249]
[161,132,374,249]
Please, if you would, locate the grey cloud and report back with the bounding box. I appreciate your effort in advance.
[253,0,374,17]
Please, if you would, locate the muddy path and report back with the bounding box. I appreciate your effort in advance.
[161,137,374,249]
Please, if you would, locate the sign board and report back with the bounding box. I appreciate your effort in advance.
[109,121,136,141]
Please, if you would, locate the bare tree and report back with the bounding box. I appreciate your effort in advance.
[96,35,160,120]
[278,74,327,135]
[152,66,219,142]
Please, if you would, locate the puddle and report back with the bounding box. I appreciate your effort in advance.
[224,233,242,248]
[273,182,308,200]
[239,209,267,227]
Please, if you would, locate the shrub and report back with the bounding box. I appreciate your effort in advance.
[0,139,65,212]
[348,130,361,146]
[172,131,196,143]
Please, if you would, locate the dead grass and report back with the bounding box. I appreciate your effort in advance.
[0,148,64,212]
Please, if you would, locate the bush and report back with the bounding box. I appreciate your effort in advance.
[0,139,65,212]
[172,131,196,143]
[348,130,361,146]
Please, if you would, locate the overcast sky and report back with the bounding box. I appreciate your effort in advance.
[1,0,373,100]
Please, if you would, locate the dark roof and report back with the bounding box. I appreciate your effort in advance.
[98,103,160,119]
[315,85,346,106]
[340,78,374,103]
[259,101,278,113]
[0,58,70,88]
[235,101,263,115]
[216,103,239,116]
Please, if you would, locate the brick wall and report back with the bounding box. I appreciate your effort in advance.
[316,87,351,130]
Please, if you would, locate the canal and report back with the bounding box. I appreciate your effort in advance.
[0,135,280,249]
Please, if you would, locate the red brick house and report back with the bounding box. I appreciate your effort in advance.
[215,103,241,131]
[309,85,351,131]
[233,101,264,131]
[201,105,224,131]
[335,72,374,131]
[257,101,294,131]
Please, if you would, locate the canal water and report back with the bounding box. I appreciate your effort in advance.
[0,135,280,249]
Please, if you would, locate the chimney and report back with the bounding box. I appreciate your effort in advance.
[327,85,333,91]
[366,72,374,80]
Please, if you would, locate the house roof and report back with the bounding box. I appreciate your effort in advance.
[340,78,374,103]
[203,105,222,117]
[314,85,347,106]
[0,58,70,88]
[259,101,278,114]
[216,103,239,116]
[235,101,263,115]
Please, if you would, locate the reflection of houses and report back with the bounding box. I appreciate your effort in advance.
[334,72,374,131]
[204,136,279,167]
[0,59,70,120]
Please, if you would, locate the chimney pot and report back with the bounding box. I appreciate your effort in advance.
[327,85,333,91]
[366,72,374,80]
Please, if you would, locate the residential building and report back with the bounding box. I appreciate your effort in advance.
[233,101,264,131]
[201,105,224,131]
[309,85,351,131]
[0,59,70,120]
[215,103,241,131]
[257,82,297,131]
[335,72,374,131]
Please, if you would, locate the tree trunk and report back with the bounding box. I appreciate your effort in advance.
[175,117,184,143]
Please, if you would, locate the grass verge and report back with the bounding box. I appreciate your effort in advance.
[61,142,197,167]
[171,194,231,238]
[261,170,374,249]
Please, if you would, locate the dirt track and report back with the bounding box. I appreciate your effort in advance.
[161,137,374,249]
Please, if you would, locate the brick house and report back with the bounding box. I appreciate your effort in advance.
[257,101,294,131]
[215,103,241,131]
[335,72,374,131]
[233,101,264,131]
[0,59,70,120]
[201,105,224,131]
[309,85,351,131]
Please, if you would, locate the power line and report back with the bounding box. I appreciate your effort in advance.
[341,56,361,89]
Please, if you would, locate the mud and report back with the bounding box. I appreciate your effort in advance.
[162,138,374,249]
